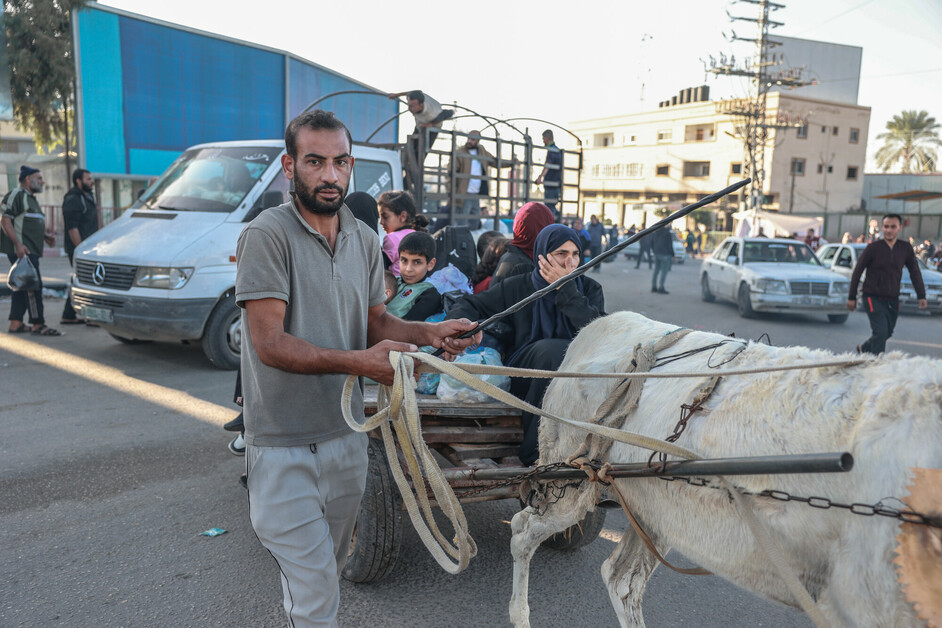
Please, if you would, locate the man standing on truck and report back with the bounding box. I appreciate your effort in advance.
[535,129,562,220]
[60,169,99,325]
[453,130,513,229]
[1,165,59,335]
[388,89,454,171]
[236,109,479,628]
[847,213,926,354]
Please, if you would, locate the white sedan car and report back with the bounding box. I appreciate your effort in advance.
[816,242,942,314]
[700,237,850,322]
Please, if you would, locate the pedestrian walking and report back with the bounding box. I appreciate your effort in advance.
[847,213,926,354]
[236,109,479,628]
[635,233,653,268]
[1,165,60,335]
[586,215,605,272]
[650,226,673,294]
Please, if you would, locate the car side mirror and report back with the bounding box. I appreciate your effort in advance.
[836,259,851,267]
[727,255,738,265]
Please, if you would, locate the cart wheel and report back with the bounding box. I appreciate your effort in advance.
[342,439,403,583]
[542,506,606,551]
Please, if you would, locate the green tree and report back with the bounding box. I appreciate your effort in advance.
[5,0,86,159]
[875,110,942,173]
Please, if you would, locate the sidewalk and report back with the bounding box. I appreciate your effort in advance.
[0,253,72,297]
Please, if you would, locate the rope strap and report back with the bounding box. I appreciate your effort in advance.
[342,350,833,628]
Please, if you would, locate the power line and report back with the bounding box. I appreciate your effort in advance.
[791,0,879,36]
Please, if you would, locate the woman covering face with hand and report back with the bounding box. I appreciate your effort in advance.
[446,224,605,465]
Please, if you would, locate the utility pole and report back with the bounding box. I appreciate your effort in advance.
[703,0,810,219]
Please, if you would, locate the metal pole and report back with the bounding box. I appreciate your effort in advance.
[439,452,853,483]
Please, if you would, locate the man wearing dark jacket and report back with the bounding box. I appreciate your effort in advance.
[61,169,99,324]
[650,226,674,294]
[848,213,926,354]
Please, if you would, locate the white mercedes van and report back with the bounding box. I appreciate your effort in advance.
[72,140,400,369]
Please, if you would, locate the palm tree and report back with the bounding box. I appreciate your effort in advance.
[875,110,942,173]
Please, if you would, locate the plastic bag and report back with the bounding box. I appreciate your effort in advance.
[415,346,441,395]
[7,256,39,292]
[436,346,510,403]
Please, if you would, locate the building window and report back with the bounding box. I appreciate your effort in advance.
[730,163,742,175]
[822,126,828,134]
[817,164,823,174]
[657,129,672,143]
[682,161,710,177]
[626,163,643,178]
[684,123,715,142]
[832,126,839,136]
[623,133,637,145]
[791,158,806,176]
[797,124,808,139]
[846,166,858,180]
[849,128,859,143]
[594,133,615,147]
[656,164,669,176]
[591,165,600,177]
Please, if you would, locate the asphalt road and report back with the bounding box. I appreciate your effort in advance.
[2,253,938,627]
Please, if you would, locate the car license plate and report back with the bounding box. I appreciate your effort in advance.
[794,296,824,306]
[84,306,114,324]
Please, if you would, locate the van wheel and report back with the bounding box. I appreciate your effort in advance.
[828,314,848,324]
[202,293,241,370]
[738,284,756,318]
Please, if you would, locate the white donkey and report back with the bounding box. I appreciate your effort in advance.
[510,311,942,627]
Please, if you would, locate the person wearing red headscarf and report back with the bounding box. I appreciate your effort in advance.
[491,201,555,285]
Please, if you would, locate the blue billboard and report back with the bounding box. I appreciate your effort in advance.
[75,6,397,177]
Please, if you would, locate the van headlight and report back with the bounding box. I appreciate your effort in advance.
[831,281,849,296]
[133,267,194,289]
[755,278,788,294]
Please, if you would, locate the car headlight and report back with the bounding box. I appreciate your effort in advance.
[133,266,194,289]
[831,281,849,296]
[755,278,788,294]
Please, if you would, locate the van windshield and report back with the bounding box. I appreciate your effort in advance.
[137,146,282,213]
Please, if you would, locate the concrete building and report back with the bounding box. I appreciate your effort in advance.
[572,88,871,239]
[858,173,942,240]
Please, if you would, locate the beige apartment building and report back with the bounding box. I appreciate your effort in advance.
[571,90,871,236]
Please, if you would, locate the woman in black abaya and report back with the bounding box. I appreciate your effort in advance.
[447,224,605,465]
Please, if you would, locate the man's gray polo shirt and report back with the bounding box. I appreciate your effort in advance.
[236,198,385,447]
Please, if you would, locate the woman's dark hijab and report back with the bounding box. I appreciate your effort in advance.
[508,224,585,364]
[346,191,379,233]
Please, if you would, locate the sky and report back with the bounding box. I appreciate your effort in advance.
[103,0,942,171]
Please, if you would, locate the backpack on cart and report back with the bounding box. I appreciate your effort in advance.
[433,225,476,280]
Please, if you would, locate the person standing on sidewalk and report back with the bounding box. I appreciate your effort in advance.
[650,225,674,294]
[586,215,605,272]
[847,213,926,354]
[1,165,59,335]
[61,169,99,324]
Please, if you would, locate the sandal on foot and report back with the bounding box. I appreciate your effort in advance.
[31,326,63,336]
[7,325,29,334]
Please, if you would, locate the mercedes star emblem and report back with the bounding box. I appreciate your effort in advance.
[93,262,106,286]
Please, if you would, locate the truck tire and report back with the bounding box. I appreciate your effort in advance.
[737,283,756,318]
[828,314,849,324]
[542,506,606,551]
[202,293,241,370]
[342,440,403,583]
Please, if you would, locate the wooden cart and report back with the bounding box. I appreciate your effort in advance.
[342,386,606,583]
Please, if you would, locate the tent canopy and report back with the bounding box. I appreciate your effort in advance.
[732,210,823,238]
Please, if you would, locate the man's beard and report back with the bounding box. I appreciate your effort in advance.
[293,168,346,216]
[82,182,94,193]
